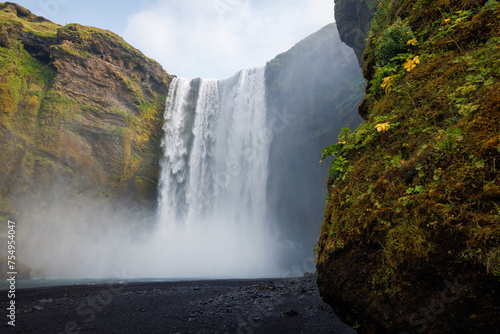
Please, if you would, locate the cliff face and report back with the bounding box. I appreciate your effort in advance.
[318,0,500,333]
[0,2,173,220]
[333,0,376,65]
[265,23,364,269]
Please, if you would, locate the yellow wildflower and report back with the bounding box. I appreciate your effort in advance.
[404,56,421,72]
[444,18,450,23]
[380,76,394,93]
[406,38,418,46]
[375,123,391,132]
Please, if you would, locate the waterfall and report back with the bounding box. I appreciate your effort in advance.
[156,67,277,278]
[11,25,362,281]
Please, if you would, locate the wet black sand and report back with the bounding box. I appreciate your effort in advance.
[1,275,356,333]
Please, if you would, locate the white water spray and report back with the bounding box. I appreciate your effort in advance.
[154,67,278,278]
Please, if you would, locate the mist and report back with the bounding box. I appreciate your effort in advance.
[12,188,284,280]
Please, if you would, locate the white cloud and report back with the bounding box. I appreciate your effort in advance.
[124,0,334,79]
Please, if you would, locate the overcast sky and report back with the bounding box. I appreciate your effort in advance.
[17,0,335,79]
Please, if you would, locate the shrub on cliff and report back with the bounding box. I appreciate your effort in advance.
[374,17,416,66]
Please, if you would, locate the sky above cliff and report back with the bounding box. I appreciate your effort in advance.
[18,0,334,79]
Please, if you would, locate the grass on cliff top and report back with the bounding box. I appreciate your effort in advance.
[0,3,159,66]
[318,0,500,292]
[59,23,160,66]
[0,3,59,37]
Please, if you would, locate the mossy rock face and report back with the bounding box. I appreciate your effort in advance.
[0,2,174,211]
[317,0,500,332]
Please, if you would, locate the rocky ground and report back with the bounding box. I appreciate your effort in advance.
[1,275,356,334]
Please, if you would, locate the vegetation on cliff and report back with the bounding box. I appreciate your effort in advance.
[317,0,500,332]
[0,2,173,223]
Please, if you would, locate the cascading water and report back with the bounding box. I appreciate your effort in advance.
[155,67,279,278]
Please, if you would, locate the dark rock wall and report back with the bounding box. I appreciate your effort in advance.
[334,0,376,66]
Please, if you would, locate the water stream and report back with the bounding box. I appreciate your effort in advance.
[155,68,279,277]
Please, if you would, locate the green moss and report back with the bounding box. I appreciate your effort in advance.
[318,0,500,331]
[0,4,59,38]
[0,39,55,146]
